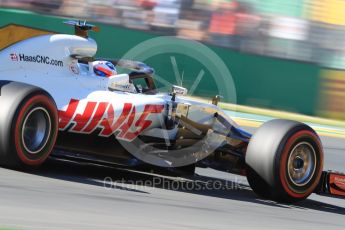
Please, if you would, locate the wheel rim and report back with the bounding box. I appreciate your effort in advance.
[287,142,317,187]
[22,107,51,154]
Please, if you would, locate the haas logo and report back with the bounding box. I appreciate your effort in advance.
[59,99,164,141]
[10,53,18,61]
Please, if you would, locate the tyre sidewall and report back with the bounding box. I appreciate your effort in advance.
[12,93,58,166]
[0,81,58,167]
[246,119,324,202]
[274,128,323,201]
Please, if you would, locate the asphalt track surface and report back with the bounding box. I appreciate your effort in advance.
[0,126,344,230]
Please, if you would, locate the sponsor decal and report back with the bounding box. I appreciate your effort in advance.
[58,99,164,141]
[10,53,64,67]
[334,176,345,190]
[10,53,18,61]
[329,173,345,196]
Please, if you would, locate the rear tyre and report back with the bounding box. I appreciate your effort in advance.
[0,81,58,168]
[246,165,272,199]
[245,119,324,203]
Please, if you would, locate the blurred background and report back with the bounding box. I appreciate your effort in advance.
[0,0,345,120]
[1,0,345,68]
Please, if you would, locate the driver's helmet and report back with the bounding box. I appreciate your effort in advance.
[93,61,117,77]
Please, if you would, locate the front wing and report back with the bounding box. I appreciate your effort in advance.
[316,171,345,198]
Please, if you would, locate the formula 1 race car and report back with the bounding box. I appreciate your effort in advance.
[0,21,344,203]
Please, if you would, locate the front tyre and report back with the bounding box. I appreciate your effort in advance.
[245,119,324,203]
[0,82,58,168]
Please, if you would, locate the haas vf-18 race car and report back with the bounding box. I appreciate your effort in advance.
[0,21,344,203]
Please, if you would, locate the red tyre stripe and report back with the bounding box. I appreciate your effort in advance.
[279,130,324,198]
[14,94,58,166]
